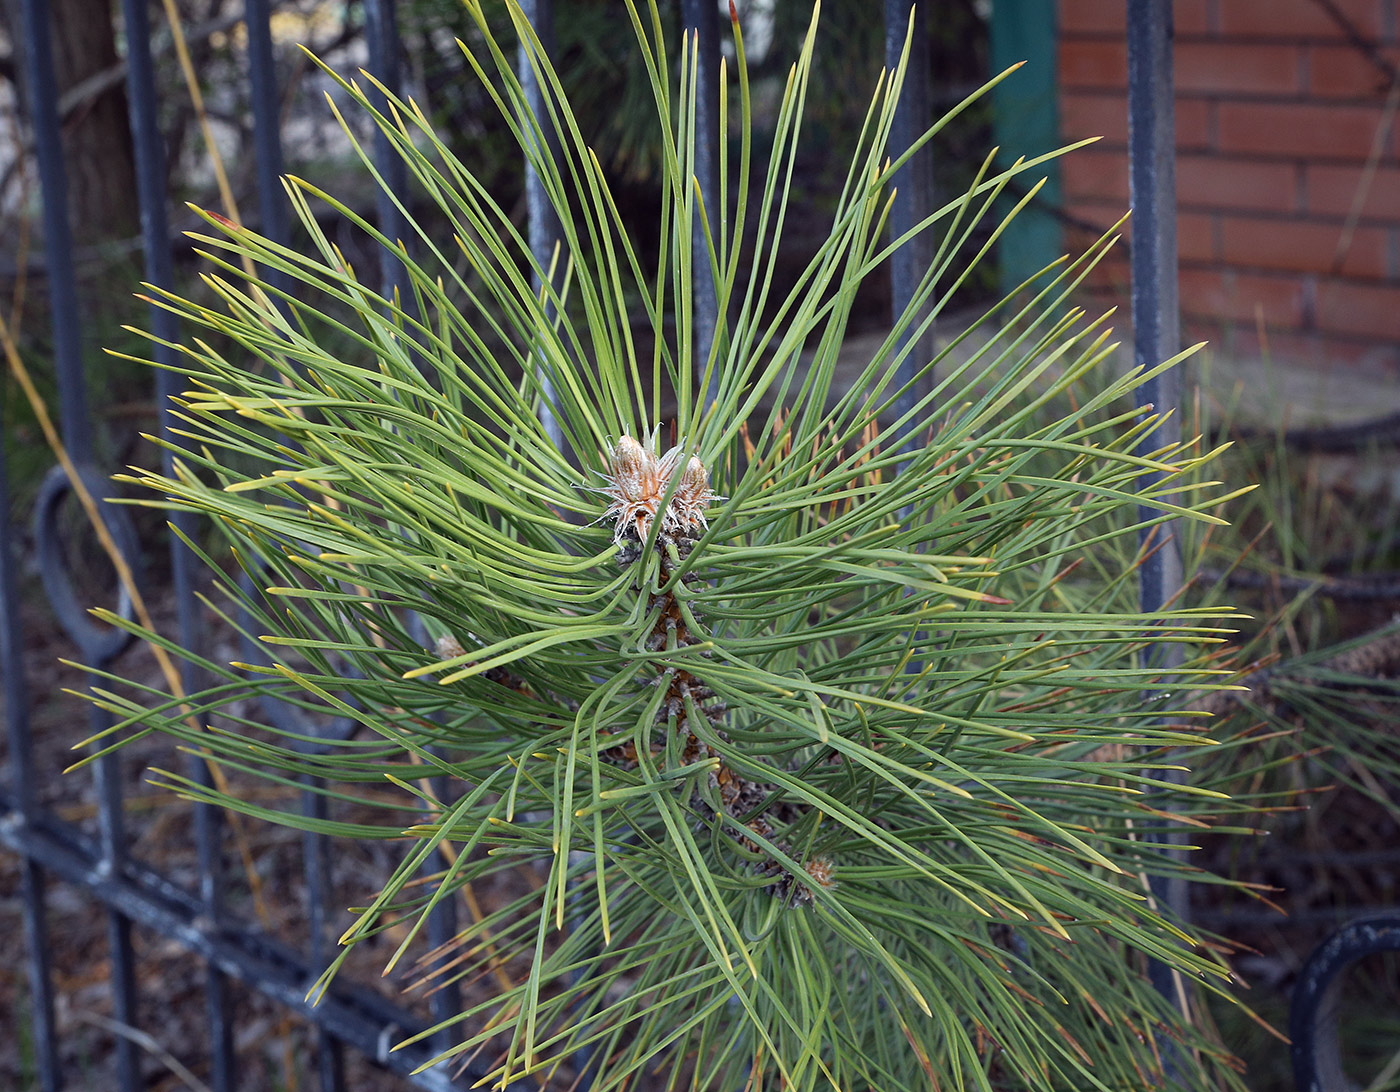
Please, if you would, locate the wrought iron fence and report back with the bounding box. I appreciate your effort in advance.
[3,2,492,1087]
[9,1,1359,1090]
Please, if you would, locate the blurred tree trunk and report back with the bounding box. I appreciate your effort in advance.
[2,0,139,246]
[49,0,140,243]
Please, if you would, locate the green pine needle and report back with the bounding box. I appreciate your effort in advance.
[88,3,1258,1089]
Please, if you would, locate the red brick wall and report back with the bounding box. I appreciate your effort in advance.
[1058,0,1400,368]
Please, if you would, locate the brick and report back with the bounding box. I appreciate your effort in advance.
[1062,204,1133,290]
[1305,163,1400,219]
[1057,0,1213,35]
[1061,92,1213,149]
[1309,44,1400,98]
[1075,252,1133,298]
[1060,38,1125,89]
[1219,0,1382,39]
[1175,42,1302,96]
[1087,252,1133,287]
[1220,215,1391,277]
[1063,199,1131,237]
[1058,7,1110,33]
[1174,99,1216,151]
[1061,148,1131,201]
[1178,267,1308,327]
[1179,211,1220,262]
[1178,154,1299,212]
[1315,278,1400,338]
[1175,0,1214,35]
[1058,0,1125,33]
[1217,101,1390,159]
[1065,204,1214,264]
[1061,91,1129,144]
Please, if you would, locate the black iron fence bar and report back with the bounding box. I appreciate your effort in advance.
[1126,0,1190,1061]
[421,769,464,1054]
[359,0,469,1037]
[247,0,292,254]
[18,0,143,1087]
[365,0,413,307]
[682,0,722,406]
[304,789,349,1091]
[519,0,565,451]
[884,0,936,435]
[1126,0,1185,825]
[245,7,342,1087]
[362,0,466,1063]
[17,0,87,465]
[0,794,519,1091]
[0,435,59,1091]
[118,1,239,1088]
[1128,0,1184,625]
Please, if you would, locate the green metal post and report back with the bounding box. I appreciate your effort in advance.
[990,0,1063,298]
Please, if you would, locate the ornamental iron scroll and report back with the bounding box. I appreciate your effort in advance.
[1291,913,1400,1092]
[33,463,142,666]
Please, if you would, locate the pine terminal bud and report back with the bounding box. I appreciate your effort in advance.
[789,855,837,906]
[436,634,466,660]
[670,455,714,534]
[804,855,835,889]
[600,434,664,542]
[609,435,651,495]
